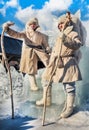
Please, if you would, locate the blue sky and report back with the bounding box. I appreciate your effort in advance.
[0,0,89,36]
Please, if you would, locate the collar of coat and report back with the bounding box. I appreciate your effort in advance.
[63,25,73,35]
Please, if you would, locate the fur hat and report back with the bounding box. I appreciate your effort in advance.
[58,15,66,25]
[27,17,39,27]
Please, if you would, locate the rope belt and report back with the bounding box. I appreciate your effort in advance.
[61,54,75,58]
[26,44,43,49]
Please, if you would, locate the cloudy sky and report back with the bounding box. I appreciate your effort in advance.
[0,0,89,44]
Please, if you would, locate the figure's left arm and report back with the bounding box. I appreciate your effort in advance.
[63,32,83,50]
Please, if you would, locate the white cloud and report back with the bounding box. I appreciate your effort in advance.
[15,0,73,31]
[15,6,55,29]
[1,0,73,23]
[15,6,37,24]
[1,0,88,47]
[44,0,73,11]
[0,0,20,16]
[6,0,18,8]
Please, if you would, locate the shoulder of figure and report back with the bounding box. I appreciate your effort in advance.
[36,31,48,38]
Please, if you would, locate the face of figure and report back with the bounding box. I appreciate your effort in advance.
[58,22,65,31]
[26,22,38,32]
[29,22,37,30]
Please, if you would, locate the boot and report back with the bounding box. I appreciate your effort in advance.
[29,75,38,91]
[61,101,67,113]
[60,94,75,118]
[36,86,51,106]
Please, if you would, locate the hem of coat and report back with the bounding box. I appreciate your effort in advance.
[19,70,37,75]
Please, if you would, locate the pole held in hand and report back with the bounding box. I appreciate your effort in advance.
[1,22,14,119]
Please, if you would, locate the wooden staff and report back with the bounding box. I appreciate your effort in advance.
[42,12,72,126]
[1,23,14,119]
[42,39,62,126]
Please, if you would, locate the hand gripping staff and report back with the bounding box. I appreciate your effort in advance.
[1,22,15,119]
[42,12,72,126]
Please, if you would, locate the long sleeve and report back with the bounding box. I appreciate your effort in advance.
[63,31,83,50]
[6,28,25,39]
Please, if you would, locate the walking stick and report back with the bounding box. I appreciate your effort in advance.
[42,39,62,126]
[1,23,14,119]
[42,12,72,126]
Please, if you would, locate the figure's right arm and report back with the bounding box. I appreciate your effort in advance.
[2,22,25,39]
[6,28,25,39]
